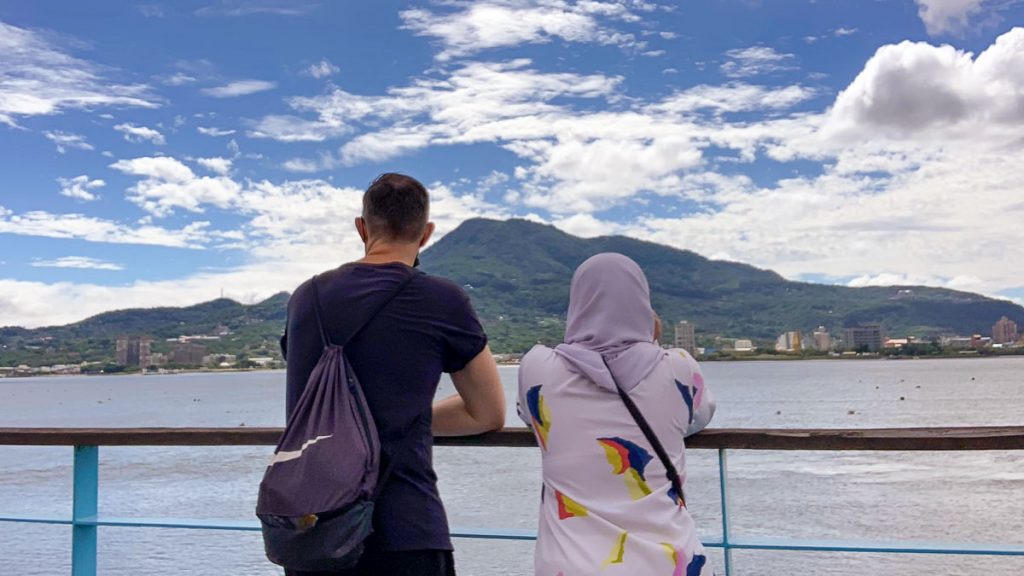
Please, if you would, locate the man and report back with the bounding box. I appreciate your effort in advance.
[282,173,506,576]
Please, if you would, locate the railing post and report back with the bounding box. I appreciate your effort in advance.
[72,445,98,576]
[718,448,733,576]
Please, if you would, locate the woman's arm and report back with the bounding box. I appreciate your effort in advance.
[673,350,716,436]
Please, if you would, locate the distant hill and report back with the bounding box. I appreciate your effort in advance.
[0,293,290,368]
[420,218,1024,351]
[3,218,1022,366]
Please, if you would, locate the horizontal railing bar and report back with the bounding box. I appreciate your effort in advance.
[448,527,537,541]
[0,515,74,526]
[1,427,1023,450]
[94,517,260,531]
[715,536,1024,556]
[4,514,1022,556]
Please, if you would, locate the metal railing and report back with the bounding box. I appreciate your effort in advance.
[2,426,1024,576]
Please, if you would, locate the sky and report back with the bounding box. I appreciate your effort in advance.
[1,0,1023,328]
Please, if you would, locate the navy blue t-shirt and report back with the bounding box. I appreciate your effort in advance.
[283,261,488,552]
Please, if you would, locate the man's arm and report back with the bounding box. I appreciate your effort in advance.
[432,345,506,436]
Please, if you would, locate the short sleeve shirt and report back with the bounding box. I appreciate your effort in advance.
[284,261,488,552]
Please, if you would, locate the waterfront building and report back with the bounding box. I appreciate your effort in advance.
[992,316,1019,344]
[202,353,237,367]
[812,326,831,351]
[674,320,696,355]
[775,331,802,352]
[115,336,153,367]
[247,356,278,367]
[941,336,974,349]
[734,339,754,352]
[844,324,884,352]
[884,338,910,349]
[171,342,207,366]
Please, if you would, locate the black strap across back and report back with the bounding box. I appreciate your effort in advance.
[308,269,418,349]
[602,357,686,507]
[306,267,422,500]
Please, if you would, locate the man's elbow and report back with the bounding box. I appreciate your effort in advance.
[480,405,506,432]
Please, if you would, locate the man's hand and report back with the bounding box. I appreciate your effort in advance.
[432,345,506,436]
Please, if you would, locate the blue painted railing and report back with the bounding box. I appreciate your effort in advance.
[2,426,1024,575]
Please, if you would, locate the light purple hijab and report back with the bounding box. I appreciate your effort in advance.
[554,253,667,393]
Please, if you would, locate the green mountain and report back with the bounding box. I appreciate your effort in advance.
[3,217,1022,367]
[420,218,1024,351]
[0,293,290,369]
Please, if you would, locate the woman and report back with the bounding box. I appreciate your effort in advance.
[518,253,716,576]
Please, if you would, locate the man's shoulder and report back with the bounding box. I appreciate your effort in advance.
[285,275,316,312]
[300,265,471,306]
[414,272,471,299]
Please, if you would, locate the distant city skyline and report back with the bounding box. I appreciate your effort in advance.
[3,2,1024,328]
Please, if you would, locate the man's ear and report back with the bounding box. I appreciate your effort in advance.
[419,222,436,248]
[355,217,369,243]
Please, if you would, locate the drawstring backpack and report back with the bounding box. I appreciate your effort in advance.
[257,271,417,572]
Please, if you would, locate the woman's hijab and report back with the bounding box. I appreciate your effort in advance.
[554,253,667,392]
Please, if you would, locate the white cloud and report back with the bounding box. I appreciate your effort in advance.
[31,256,123,271]
[834,27,858,36]
[0,20,157,124]
[281,157,323,173]
[114,123,166,145]
[44,131,93,153]
[57,175,105,201]
[846,272,983,290]
[0,205,212,249]
[195,1,317,17]
[269,60,810,211]
[654,82,815,114]
[306,59,339,78]
[0,170,514,327]
[195,156,232,175]
[161,72,198,86]
[551,213,627,238]
[201,79,277,98]
[399,0,652,61]
[8,25,1024,328]
[248,114,350,142]
[110,156,241,216]
[197,126,236,136]
[823,27,1024,142]
[137,4,165,17]
[720,46,797,78]
[914,0,986,35]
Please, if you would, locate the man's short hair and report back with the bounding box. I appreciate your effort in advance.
[362,173,429,242]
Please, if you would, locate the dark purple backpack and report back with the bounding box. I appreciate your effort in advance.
[257,272,415,572]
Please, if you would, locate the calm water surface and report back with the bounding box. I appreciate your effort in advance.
[1,357,1023,575]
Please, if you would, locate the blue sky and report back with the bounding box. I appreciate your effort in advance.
[1,0,1023,327]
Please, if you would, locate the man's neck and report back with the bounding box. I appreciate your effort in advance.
[358,244,418,267]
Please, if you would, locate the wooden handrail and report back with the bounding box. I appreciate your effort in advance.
[1,427,1023,450]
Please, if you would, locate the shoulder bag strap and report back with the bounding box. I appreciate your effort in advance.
[603,357,686,507]
[308,268,418,347]
[308,267,422,500]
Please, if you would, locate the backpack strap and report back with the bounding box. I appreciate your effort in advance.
[602,357,686,507]
[308,268,418,347]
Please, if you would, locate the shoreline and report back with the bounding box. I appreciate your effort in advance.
[4,353,1024,380]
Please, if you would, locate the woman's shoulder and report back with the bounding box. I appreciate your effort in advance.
[660,347,702,378]
[521,344,559,368]
[519,345,569,383]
